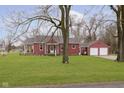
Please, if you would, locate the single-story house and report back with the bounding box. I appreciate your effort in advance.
[0,41,5,52]
[23,35,80,56]
[81,40,110,56]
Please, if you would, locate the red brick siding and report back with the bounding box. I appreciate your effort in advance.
[59,44,79,55]
[33,43,80,55]
[56,45,60,55]
[68,44,79,55]
[33,43,45,55]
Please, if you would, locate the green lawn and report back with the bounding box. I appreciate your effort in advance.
[0,53,124,87]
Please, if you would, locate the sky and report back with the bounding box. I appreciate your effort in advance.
[0,5,37,40]
[0,5,115,41]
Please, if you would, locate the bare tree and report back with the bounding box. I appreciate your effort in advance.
[59,5,71,63]
[83,14,106,42]
[3,5,71,63]
[110,5,124,62]
[2,11,26,52]
[99,23,117,54]
[70,16,86,43]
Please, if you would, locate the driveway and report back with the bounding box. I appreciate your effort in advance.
[97,55,117,61]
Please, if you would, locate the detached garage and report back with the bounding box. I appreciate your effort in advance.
[81,40,110,56]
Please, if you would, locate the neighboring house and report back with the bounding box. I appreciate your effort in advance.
[0,41,5,52]
[23,35,80,56]
[81,40,110,56]
[0,44,2,51]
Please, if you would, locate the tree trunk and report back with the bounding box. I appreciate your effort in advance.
[118,6,124,61]
[115,5,124,62]
[116,8,121,61]
[62,32,69,64]
[59,5,71,64]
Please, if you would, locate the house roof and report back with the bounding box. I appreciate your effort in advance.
[89,40,109,47]
[80,43,90,47]
[81,40,109,48]
[24,35,79,45]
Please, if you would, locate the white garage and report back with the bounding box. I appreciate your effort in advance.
[90,47,108,56]
[90,48,98,55]
[81,40,109,56]
[99,48,108,55]
[89,40,109,56]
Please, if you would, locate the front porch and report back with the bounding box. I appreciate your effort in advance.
[23,43,60,56]
[46,43,59,56]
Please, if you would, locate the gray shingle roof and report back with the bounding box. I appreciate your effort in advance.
[80,43,90,47]
[24,35,79,45]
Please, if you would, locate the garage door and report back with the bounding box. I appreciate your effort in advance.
[100,48,108,55]
[90,48,98,55]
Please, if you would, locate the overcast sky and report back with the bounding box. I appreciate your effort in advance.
[0,5,115,40]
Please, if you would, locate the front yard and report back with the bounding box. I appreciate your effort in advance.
[0,53,124,87]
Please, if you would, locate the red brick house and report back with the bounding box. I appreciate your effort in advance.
[23,36,80,56]
[81,40,110,56]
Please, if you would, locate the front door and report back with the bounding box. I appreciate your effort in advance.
[49,45,55,54]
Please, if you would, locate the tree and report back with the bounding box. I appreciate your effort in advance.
[2,11,26,52]
[70,16,86,43]
[83,14,106,42]
[99,23,118,54]
[70,8,107,44]
[3,5,71,63]
[59,5,71,63]
[110,5,124,62]
[35,5,71,64]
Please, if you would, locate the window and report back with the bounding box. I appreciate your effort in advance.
[40,44,43,50]
[60,45,63,51]
[72,45,76,49]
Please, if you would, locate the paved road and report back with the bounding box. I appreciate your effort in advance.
[22,82,124,88]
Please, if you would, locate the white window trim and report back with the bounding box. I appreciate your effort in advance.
[72,45,76,49]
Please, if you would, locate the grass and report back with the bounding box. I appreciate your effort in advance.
[0,53,124,87]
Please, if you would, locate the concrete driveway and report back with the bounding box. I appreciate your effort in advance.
[97,55,117,61]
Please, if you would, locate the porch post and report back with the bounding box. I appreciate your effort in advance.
[55,45,56,56]
[79,46,81,55]
[45,43,46,55]
[24,44,27,55]
[24,45,26,52]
